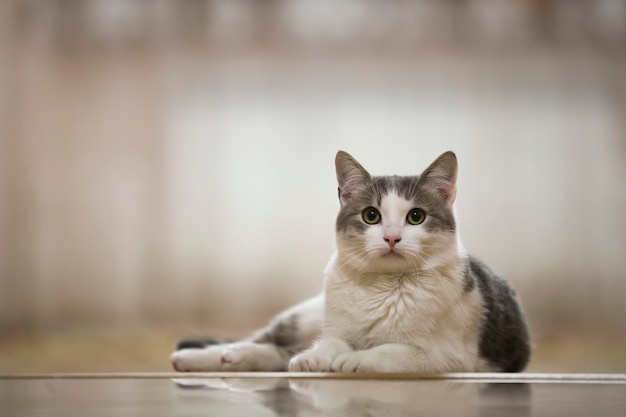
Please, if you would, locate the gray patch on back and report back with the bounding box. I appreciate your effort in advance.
[470,256,531,372]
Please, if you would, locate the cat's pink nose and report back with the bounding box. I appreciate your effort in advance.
[384,235,401,249]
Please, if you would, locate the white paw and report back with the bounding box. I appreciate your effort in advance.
[171,347,223,372]
[172,342,286,372]
[219,347,255,371]
[331,352,377,373]
[289,351,333,372]
[222,342,286,371]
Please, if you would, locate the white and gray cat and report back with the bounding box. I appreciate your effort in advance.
[172,151,531,373]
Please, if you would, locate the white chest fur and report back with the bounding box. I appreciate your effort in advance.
[324,258,483,368]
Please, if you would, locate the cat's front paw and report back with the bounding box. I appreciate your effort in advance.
[289,351,333,372]
[331,352,377,373]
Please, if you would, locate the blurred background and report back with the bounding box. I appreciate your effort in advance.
[1,0,625,372]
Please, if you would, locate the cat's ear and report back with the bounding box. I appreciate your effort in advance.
[418,151,458,206]
[335,151,372,206]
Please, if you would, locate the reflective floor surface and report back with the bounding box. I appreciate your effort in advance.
[1,373,626,417]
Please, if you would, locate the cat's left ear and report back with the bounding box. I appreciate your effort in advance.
[418,151,458,206]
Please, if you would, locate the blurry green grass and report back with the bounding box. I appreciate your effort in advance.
[1,327,625,373]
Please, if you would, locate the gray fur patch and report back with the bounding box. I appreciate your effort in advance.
[175,337,233,350]
[470,256,531,372]
[254,314,302,355]
[462,259,476,293]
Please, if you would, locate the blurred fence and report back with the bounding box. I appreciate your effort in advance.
[1,0,625,341]
[9,0,626,51]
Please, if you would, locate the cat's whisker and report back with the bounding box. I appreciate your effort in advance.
[406,254,422,273]
[416,253,429,266]
[336,245,372,272]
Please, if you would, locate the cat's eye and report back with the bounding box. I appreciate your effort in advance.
[407,208,426,225]
[362,207,381,225]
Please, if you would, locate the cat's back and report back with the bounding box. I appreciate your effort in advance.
[468,256,531,372]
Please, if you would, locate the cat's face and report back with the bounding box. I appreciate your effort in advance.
[334,151,459,273]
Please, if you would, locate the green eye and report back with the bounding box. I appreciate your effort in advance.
[407,208,426,225]
[362,207,381,225]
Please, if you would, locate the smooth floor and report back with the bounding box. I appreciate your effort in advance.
[1,373,626,417]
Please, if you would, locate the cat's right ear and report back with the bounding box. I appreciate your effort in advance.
[335,151,371,206]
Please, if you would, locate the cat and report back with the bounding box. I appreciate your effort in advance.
[171,151,531,373]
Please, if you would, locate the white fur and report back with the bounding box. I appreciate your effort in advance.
[290,193,484,373]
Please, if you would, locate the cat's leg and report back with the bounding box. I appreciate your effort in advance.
[330,343,469,373]
[289,337,353,372]
[171,345,226,372]
[171,342,287,372]
[221,342,287,371]
[172,295,324,372]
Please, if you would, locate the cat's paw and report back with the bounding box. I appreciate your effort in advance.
[171,347,223,372]
[289,351,333,372]
[220,342,286,372]
[331,352,377,373]
[219,345,264,372]
[219,348,247,371]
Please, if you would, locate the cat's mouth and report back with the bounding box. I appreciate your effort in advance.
[382,250,404,259]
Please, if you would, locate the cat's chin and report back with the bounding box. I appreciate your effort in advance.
[377,251,414,270]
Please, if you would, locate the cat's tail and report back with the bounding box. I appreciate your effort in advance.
[175,337,235,350]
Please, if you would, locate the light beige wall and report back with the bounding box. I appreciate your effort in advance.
[1,0,625,339]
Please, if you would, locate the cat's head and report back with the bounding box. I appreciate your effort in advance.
[334,151,460,273]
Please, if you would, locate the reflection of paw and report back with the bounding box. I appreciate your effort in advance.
[288,378,314,393]
[222,378,286,392]
[331,352,377,373]
[289,379,352,409]
[289,351,333,372]
[173,378,229,389]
